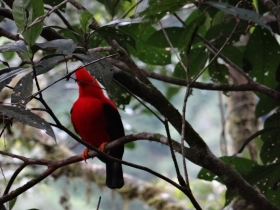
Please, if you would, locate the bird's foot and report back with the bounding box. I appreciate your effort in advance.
[99,142,108,152]
[82,148,90,163]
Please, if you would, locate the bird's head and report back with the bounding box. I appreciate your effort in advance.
[74,66,104,97]
[75,67,98,87]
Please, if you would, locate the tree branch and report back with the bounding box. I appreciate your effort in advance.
[112,70,279,210]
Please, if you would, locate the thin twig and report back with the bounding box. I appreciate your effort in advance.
[96,196,101,210]
[159,19,190,186]
[0,163,6,184]
[0,123,9,138]
[3,163,27,196]
[180,85,191,185]
[164,119,186,187]
[158,21,188,73]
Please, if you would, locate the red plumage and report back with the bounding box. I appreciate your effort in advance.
[71,67,124,189]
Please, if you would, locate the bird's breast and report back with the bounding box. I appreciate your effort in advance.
[71,97,110,147]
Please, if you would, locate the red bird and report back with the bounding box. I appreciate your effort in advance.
[71,67,124,189]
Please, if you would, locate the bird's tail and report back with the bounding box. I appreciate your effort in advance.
[106,160,124,189]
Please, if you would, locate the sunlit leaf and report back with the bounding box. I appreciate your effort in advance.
[12,0,44,45]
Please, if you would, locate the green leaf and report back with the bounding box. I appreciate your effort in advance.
[245,26,280,117]
[109,81,131,110]
[127,44,171,65]
[222,45,244,69]
[260,111,280,164]
[208,59,229,84]
[245,163,280,207]
[173,62,186,79]
[44,26,83,45]
[96,26,136,49]
[198,156,257,182]
[197,167,216,181]
[125,142,135,149]
[78,11,93,34]
[175,47,207,82]
[0,105,56,141]
[9,197,17,210]
[97,0,119,17]
[120,23,171,65]
[244,26,280,89]
[0,67,29,91]
[146,27,185,48]
[12,0,44,46]
[35,39,76,55]
[205,18,248,48]
[255,91,280,117]
[166,86,180,100]
[97,0,136,17]
[35,55,64,75]
[197,156,261,205]
[178,15,205,54]
[206,1,272,33]
[188,47,208,79]
[11,72,33,106]
[140,0,191,23]
[0,40,28,54]
[87,33,103,48]
[73,52,114,89]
